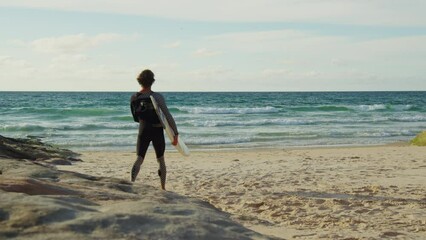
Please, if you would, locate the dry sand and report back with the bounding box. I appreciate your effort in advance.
[58,145,426,239]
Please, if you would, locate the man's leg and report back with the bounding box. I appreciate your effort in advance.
[131,156,144,182]
[157,156,167,190]
[152,127,166,190]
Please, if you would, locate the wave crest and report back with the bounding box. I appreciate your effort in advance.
[178,106,279,114]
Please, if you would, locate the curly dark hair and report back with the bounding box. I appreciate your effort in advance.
[137,69,155,87]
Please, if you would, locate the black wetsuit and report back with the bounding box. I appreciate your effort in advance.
[129,91,178,186]
[130,91,178,158]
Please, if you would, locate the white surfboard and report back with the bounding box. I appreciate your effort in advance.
[150,95,190,156]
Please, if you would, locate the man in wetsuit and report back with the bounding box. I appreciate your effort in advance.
[130,69,178,190]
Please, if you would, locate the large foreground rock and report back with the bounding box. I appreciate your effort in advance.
[0,136,277,240]
[0,135,79,161]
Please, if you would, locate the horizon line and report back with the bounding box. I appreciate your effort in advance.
[1,90,425,93]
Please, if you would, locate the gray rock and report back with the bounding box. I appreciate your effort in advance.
[0,135,79,161]
[45,158,72,165]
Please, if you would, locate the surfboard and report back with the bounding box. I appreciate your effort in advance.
[150,95,190,156]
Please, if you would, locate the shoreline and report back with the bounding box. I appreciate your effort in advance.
[58,143,426,239]
[72,140,412,154]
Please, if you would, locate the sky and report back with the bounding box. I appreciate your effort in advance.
[0,0,425,92]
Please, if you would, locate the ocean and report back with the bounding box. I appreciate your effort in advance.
[1,91,425,151]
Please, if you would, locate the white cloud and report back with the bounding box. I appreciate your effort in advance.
[75,65,133,78]
[0,54,138,91]
[262,68,291,77]
[0,56,29,67]
[205,29,350,55]
[187,66,234,82]
[0,56,37,89]
[330,58,350,67]
[51,54,89,64]
[353,35,426,57]
[193,48,221,57]
[8,39,27,48]
[158,66,238,91]
[145,63,180,72]
[1,0,425,26]
[195,28,426,90]
[163,41,181,49]
[30,33,124,54]
[204,29,426,66]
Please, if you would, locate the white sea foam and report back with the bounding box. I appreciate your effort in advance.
[353,104,387,111]
[178,106,279,114]
[392,104,414,111]
[388,115,426,122]
[183,118,316,127]
[184,136,252,145]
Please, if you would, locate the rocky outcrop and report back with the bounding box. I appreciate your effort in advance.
[0,135,81,163]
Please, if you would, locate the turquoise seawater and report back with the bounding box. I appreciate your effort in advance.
[1,91,425,151]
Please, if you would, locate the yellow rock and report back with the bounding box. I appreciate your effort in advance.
[411,131,426,146]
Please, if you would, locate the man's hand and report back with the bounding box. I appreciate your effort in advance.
[172,135,179,146]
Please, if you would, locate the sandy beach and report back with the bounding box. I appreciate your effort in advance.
[56,145,426,239]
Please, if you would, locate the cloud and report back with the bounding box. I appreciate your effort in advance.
[199,28,426,89]
[30,33,124,54]
[354,35,426,57]
[0,56,37,88]
[0,56,29,67]
[330,58,349,67]
[142,63,180,80]
[188,66,233,79]
[163,41,181,49]
[1,0,425,26]
[205,29,426,65]
[51,54,89,64]
[193,48,221,57]
[205,29,350,55]
[262,68,291,77]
